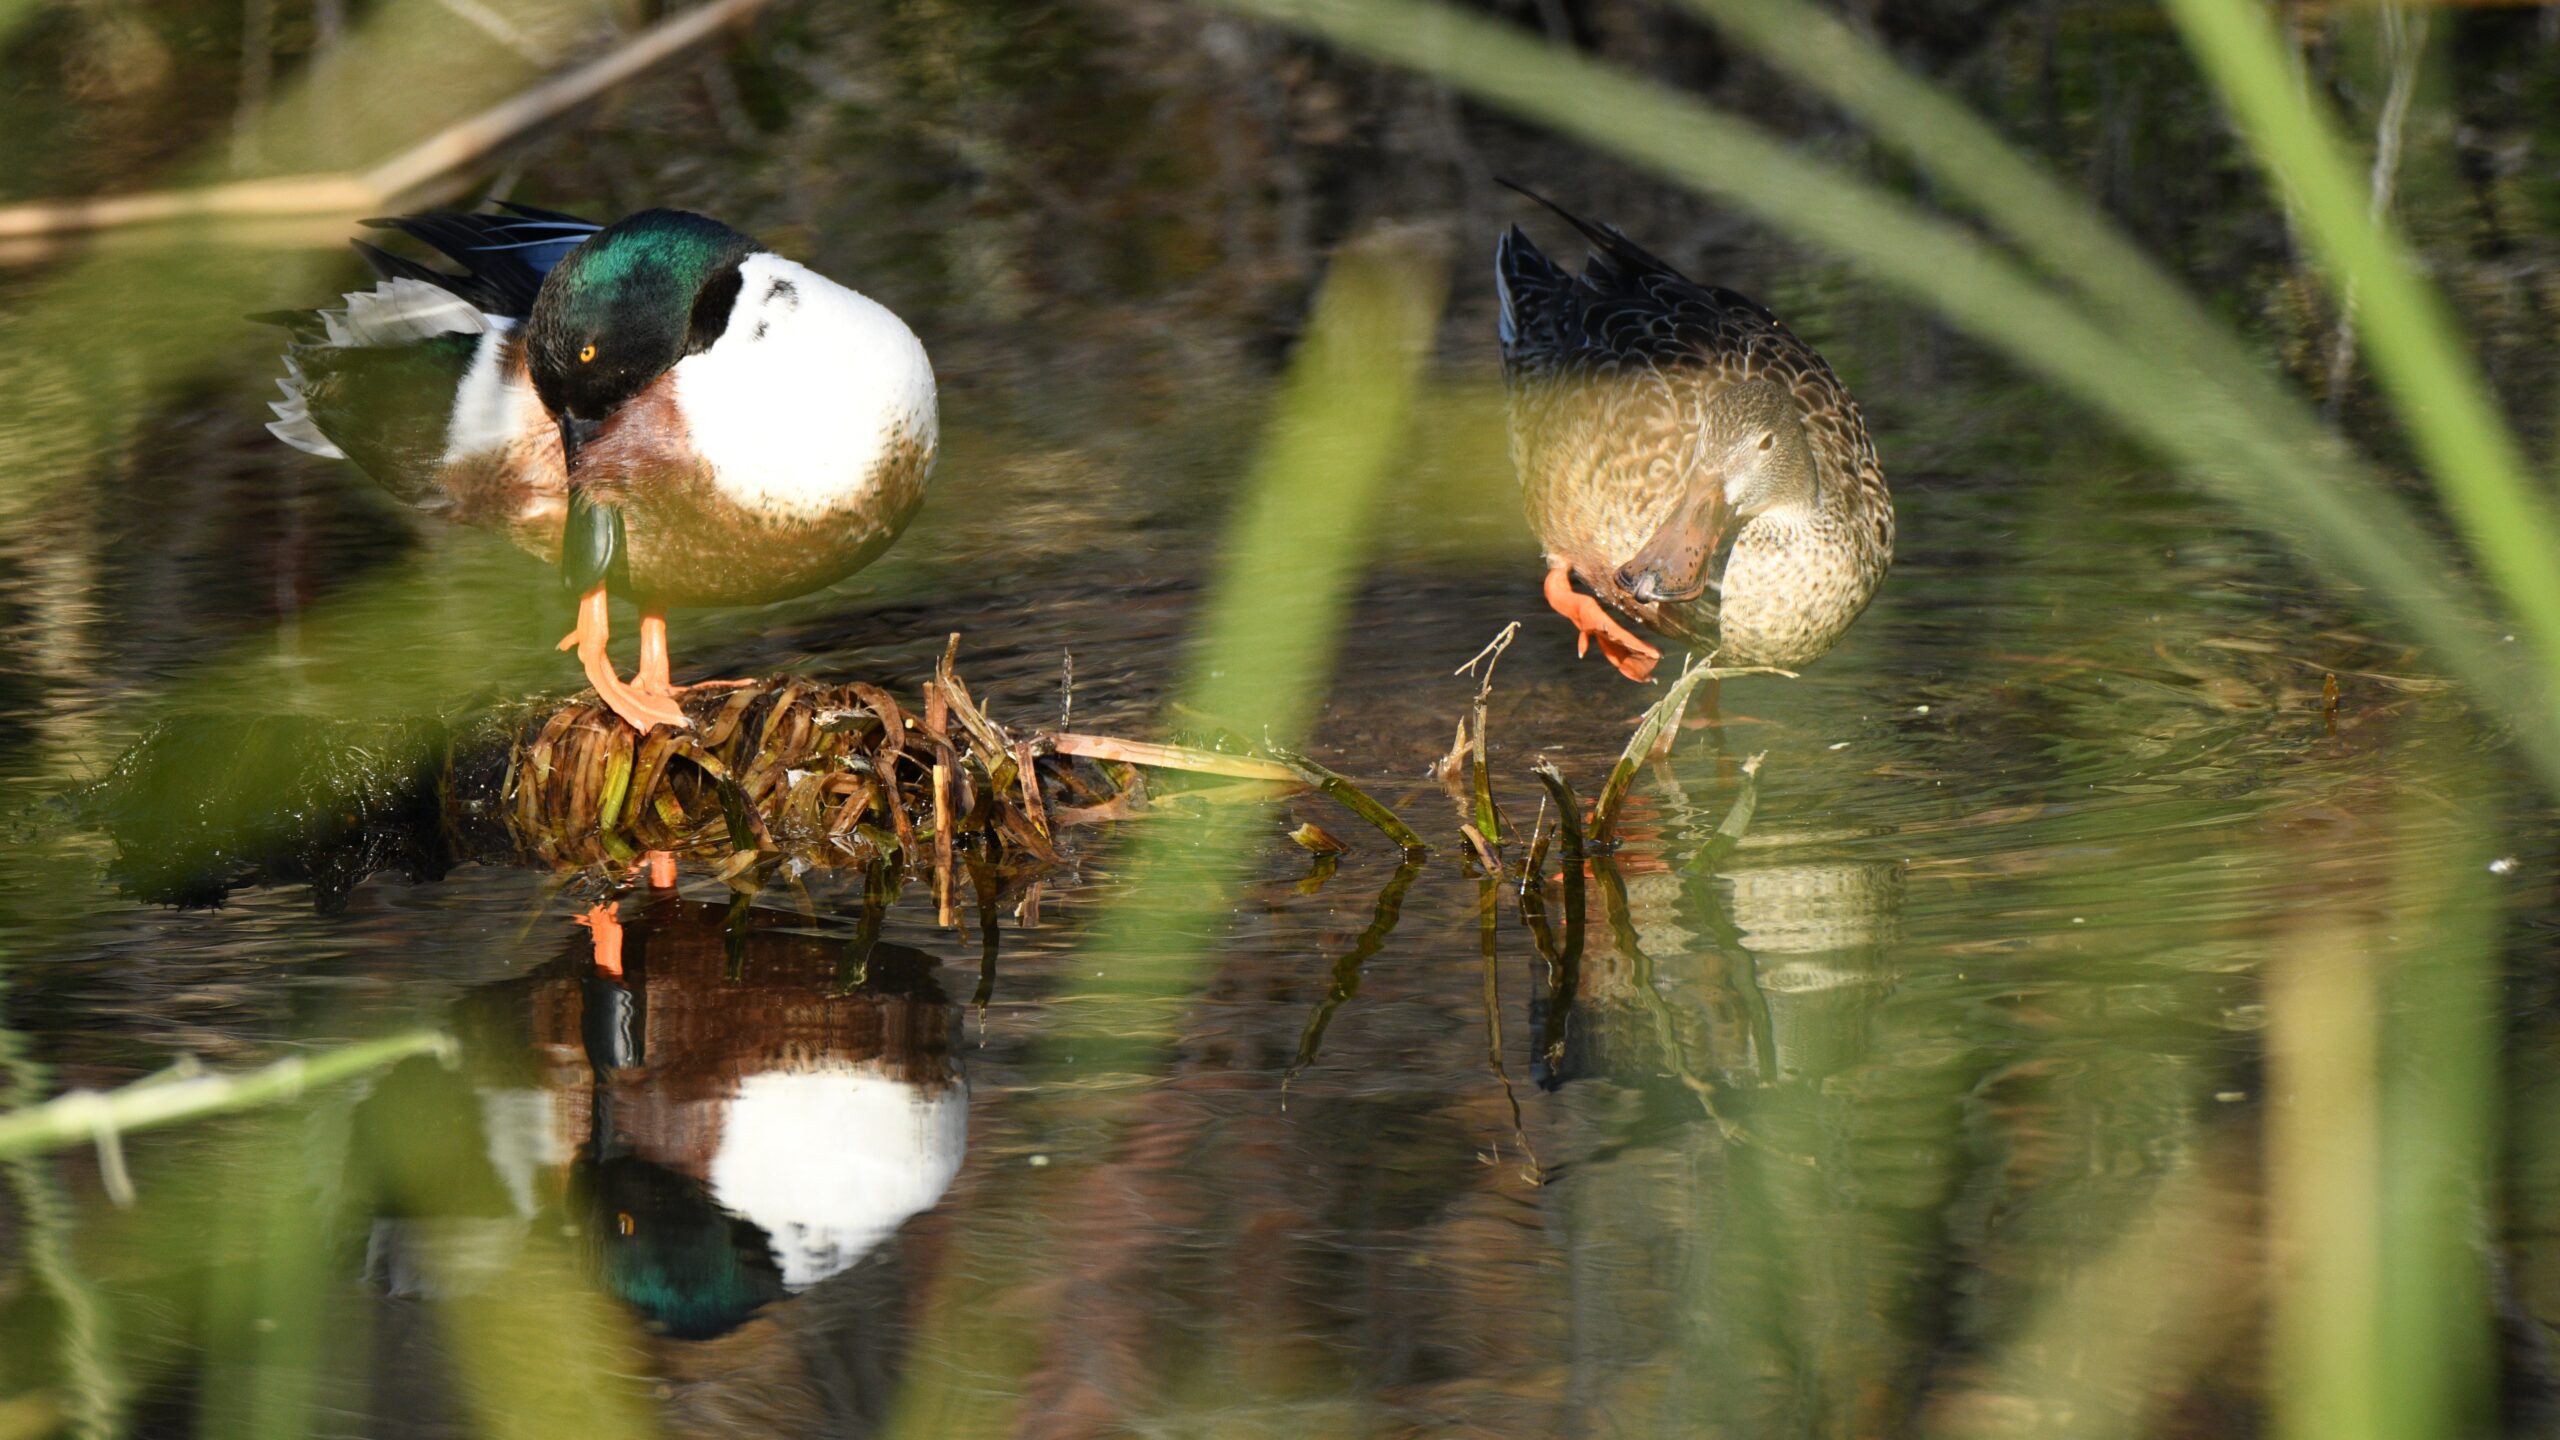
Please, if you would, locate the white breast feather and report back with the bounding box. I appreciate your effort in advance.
[672,254,938,521]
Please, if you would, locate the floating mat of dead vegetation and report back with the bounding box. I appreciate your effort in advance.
[102,648,1045,910]
[91,632,1780,915]
[89,640,1413,912]
[502,653,1066,882]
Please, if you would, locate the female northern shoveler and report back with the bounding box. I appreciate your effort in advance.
[1495,188,1893,682]
[266,204,938,731]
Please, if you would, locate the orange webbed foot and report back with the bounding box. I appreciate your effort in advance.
[1543,566,1660,682]
[560,587,691,733]
[573,901,627,977]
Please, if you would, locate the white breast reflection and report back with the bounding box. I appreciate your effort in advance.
[707,1063,967,1291]
[356,899,967,1341]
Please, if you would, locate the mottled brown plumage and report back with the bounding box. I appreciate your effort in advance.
[1496,191,1893,675]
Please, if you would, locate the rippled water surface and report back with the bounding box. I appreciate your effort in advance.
[7,360,2550,1435]
[4,22,2559,1430]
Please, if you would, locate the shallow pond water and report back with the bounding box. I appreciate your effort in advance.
[7,357,2554,1438]
[1,150,2557,1440]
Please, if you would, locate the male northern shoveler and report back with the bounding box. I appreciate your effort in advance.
[1495,187,1892,682]
[266,204,938,731]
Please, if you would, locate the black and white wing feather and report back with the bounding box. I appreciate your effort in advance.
[264,205,599,502]
[354,204,600,320]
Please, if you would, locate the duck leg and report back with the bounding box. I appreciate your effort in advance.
[629,608,755,700]
[1544,565,1660,682]
[558,585,691,732]
[635,610,674,695]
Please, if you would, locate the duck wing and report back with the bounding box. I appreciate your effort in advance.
[1495,184,1826,394]
[354,205,601,319]
[1495,186,1883,523]
[263,204,596,520]
[263,298,484,500]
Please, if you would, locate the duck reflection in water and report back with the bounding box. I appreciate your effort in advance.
[1525,786,2017,1437]
[353,896,966,1351]
[1520,767,1904,1095]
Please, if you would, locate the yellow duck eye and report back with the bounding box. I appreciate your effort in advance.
[615,1212,635,1237]
[579,344,597,364]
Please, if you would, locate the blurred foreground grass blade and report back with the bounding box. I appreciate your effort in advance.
[1043,230,1448,1073]
[884,234,1446,1437]
[2375,857,2498,1440]
[0,1021,123,1440]
[2165,0,2560,695]
[0,0,45,59]
[1182,229,1452,747]
[2268,918,2385,1440]
[1931,1157,2239,1440]
[2266,792,2497,1440]
[1670,0,2507,646]
[199,1112,346,1440]
[1203,0,2560,792]
[1677,0,2253,366]
[0,1031,450,1162]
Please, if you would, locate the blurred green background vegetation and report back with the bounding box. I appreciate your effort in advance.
[0,0,2557,1436]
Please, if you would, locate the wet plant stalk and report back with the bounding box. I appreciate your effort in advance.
[969,856,1001,1016]
[1520,767,1590,1081]
[1456,624,1517,847]
[1286,858,1426,1086]
[1590,657,1726,846]
[1477,873,1538,1180]
[1531,763,1585,861]
[1049,732,1298,782]
[840,875,887,993]
[1265,743,1429,854]
[1519,801,1551,897]
[1516,865,1582,1086]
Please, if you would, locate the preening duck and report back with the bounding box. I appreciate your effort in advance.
[1495,187,1892,682]
[266,203,938,731]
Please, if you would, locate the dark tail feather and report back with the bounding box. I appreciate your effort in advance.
[1493,223,1569,350]
[1496,177,1686,285]
[355,206,600,318]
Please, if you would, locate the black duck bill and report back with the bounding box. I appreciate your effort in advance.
[1614,481,1731,606]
